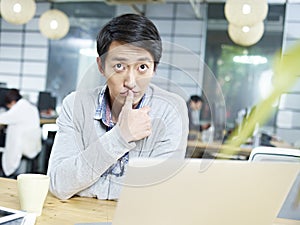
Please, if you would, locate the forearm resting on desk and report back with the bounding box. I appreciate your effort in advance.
[48,126,134,199]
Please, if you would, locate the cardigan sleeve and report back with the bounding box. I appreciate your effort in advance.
[47,91,135,200]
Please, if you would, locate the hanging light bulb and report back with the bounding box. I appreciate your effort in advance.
[50,20,59,30]
[228,22,265,47]
[242,4,251,15]
[13,3,22,13]
[39,9,70,40]
[0,0,36,25]
[242,26,250,33]
[225,0,268,26]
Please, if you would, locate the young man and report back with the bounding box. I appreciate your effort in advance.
[47,14,189,200]
[187,95,210,132]
[0,89,41,177]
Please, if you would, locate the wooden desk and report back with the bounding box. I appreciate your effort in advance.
[0,178,116,225]
[1,118,56,126]
[0,177,299,225]
[40,118,57,125]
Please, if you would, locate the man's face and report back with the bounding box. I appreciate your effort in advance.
[190,101,202,111]
[97,41,155,107]
[6,101,16,109]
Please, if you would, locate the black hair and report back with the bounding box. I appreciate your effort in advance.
[96,13,162,70]
[190,95,203,103]
[4,88,22,104]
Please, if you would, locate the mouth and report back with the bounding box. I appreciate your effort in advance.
[120,90,139,96]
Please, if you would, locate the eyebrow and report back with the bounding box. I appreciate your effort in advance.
[111,56,152,62]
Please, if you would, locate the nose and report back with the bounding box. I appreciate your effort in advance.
[124,67,136,89]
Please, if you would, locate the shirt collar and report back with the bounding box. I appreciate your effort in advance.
[94,85,146,127]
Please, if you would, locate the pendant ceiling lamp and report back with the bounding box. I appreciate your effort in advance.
[228,22,264,47]
[225,0,268,26]
[0,0,36,25]
[39,9,70,40]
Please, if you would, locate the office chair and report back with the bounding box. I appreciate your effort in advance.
[41,124,58,173]
[248,146,300,221]
[19,127,42,174]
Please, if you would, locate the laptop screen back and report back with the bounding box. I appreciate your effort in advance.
[113,159,299,225]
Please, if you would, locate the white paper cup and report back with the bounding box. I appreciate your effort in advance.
[17,174,50,216]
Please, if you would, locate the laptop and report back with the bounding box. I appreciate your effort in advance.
[110,158,299,225]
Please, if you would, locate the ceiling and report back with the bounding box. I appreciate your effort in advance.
[47,0,299,19]
[48,0,300,3]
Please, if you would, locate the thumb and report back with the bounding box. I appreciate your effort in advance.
[123,90,133,110]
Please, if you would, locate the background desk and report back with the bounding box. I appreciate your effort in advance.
[187,140,252,159]
[39,118,57,125]
[0,177,299,225]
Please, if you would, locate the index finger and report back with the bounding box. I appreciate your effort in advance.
[123,90,133,109]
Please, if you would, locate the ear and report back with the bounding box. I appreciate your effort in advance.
[96,57,104,75]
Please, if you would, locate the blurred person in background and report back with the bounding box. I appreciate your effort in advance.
[187,95,211,133]
[0,89,41,177]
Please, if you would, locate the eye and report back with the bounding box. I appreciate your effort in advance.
[138,64,149,72]
[114,63,125,72]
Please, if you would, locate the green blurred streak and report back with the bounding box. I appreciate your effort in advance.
[219,42,300,205]
[220,42,300,156]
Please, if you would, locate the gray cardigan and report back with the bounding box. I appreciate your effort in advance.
[47,84,188,200]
